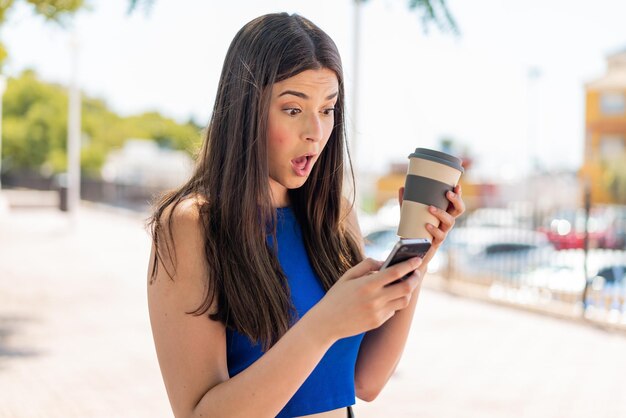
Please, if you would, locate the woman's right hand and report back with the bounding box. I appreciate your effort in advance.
[308,257,423,343]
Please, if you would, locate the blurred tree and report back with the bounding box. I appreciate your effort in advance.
[127,0,154,15]
[0,0,152,70]
[3,69,68,171]
[0,0,87,70]
[124,112,201,154]
[22,0,85,20]
[439,136,455,152]
[371,0,457,34]
[2,70,202,177]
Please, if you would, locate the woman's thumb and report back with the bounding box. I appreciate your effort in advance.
[341,258,382,281]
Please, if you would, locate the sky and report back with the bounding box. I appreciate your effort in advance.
[3,0,626,180]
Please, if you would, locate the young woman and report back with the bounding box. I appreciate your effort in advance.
[146,13,464,418]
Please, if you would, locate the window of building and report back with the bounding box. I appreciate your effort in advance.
[600,92,625,115]
[599,135,625,159]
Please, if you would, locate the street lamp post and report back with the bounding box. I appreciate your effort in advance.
[0,74,7,214]
[351,0,363,209]
[0,74,6,190]
[527,67,542,172]
[67,32,81,225]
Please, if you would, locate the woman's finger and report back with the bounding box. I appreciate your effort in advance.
[426,222,447,245]
[447,186,466,217]
[375,256,422,287]
[342,258,383,281]
[429,205,455,233]
[383,270,421,301]
[398,187,405,207]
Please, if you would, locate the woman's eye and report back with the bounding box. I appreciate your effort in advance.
[322,107,336,116]
[284,108,301,116]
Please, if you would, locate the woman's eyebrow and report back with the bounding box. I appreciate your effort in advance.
[278,90,338,100]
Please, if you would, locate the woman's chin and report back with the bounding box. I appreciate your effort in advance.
[286,177,308,190]
[269,174,308,196]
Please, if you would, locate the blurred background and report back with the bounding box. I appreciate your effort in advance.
[1,1,626,417]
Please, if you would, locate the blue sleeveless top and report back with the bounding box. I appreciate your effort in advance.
[226,206,365,417]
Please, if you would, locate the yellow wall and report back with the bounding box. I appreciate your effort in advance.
[375,173,405,208]
[581,89,626,204]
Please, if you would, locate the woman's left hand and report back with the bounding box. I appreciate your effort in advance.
[398,184,466,257]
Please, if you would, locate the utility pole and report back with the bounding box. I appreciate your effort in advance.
[67,32,81,226]
[351,0,363,208]
[527,67,541,173]
[0,74,7,214]
[581,179,591,314]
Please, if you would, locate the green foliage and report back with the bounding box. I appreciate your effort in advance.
[24,0,86,23]
[362,0,458,34]
[0,0,92,70]
[2,70,202,178]
[0,0,17,23]
[407,0,458,34]
[124,112,202,154]
[2,70,67,171]
[0,0,144,70]
[127,0,154,15]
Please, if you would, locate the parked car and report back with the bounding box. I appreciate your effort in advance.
[538,207,623,250]
[594,264,626,284]
[445,227,556,285]
[518,262,586,295]
[584,263,626,310]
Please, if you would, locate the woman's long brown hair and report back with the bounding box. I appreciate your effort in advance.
[147,13,363,351]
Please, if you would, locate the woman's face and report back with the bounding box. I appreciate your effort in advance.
[267,68,339,206]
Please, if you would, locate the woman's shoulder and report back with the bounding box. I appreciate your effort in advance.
[155,194,210,268]
[160,193,208,229]
[153,196,206,284]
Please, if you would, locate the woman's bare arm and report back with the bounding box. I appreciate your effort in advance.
[349,186,465,401]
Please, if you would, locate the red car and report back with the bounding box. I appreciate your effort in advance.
[539,208,620,250]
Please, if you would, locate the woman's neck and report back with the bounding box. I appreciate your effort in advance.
[269,179,289,208]
[271,195,290,208]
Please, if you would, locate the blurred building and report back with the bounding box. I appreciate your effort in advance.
[581,48,626,204]
[101,139,194,188]
[374,159,580,215]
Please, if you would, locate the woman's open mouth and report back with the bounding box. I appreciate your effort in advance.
[290,153,316,177]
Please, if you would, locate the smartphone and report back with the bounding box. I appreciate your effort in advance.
[381,238,432,283]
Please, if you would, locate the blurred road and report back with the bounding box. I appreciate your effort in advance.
[1,204,625,418]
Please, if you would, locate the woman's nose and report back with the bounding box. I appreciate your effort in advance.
[303,112,323,142]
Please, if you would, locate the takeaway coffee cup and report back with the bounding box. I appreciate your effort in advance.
[397,148,464,240]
